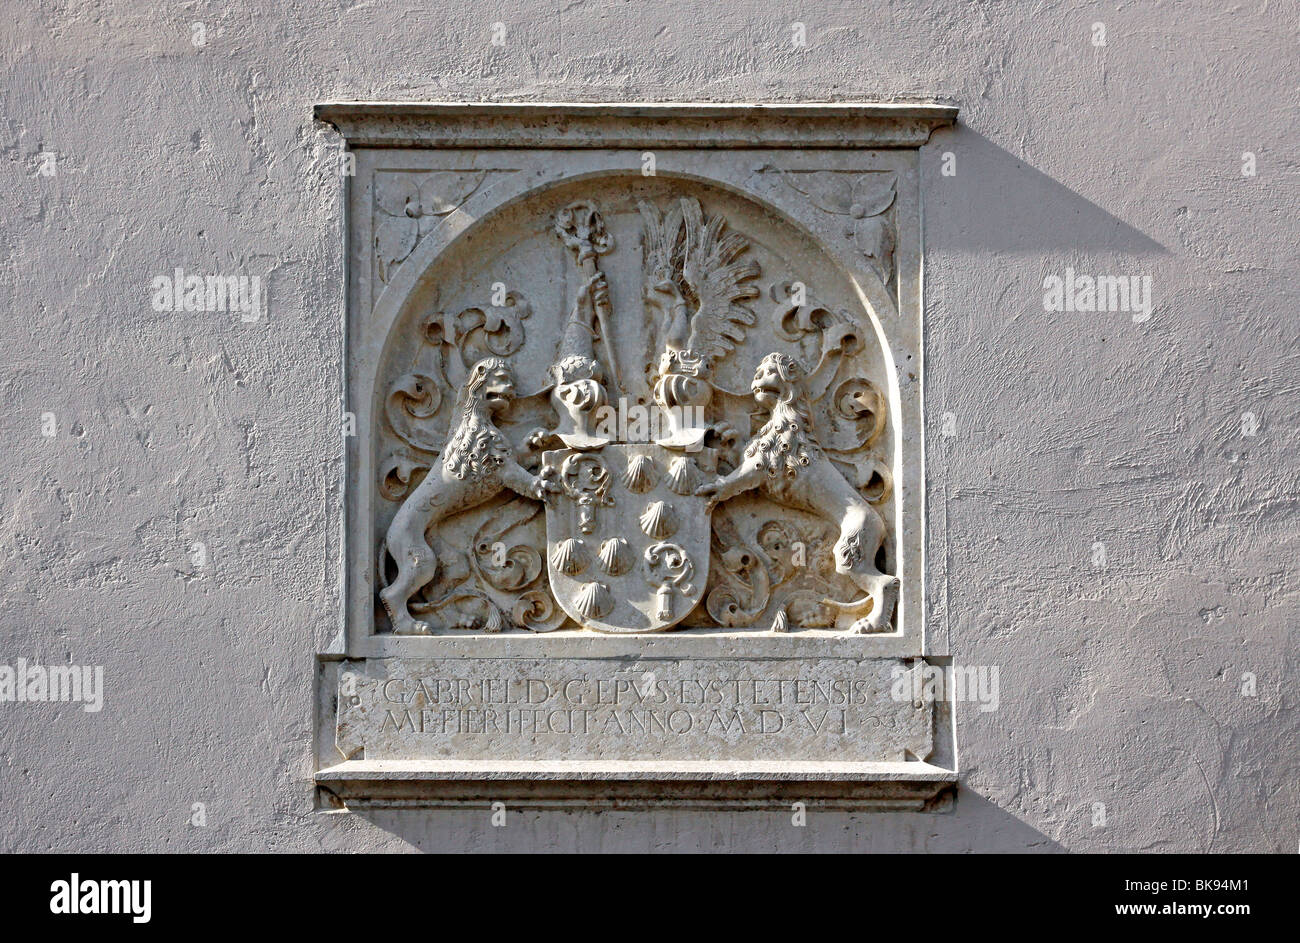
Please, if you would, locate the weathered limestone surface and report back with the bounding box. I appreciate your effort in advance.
[317,104,950,805]
[0,1,1295,851]
[334,657,934,764]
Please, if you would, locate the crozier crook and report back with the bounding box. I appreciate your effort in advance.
[553,200,622,395]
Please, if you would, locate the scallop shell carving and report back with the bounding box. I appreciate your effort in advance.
[622,453,656,493]
[573,581,613,620]
[597,537,632,576]
[639,500,676,539]
[550,537,586,576]
[665,456,700,495]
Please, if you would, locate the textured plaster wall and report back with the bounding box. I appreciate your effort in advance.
[0,0,1295,852]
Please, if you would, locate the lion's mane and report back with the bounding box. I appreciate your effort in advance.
[743,353,820,495]
[442,357,512,482]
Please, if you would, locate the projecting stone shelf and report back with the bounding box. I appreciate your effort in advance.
[313,100,958,149]
[315,760,958,811]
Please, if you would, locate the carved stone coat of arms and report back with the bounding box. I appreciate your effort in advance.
[317,104,957,808]
[374,191,899,637]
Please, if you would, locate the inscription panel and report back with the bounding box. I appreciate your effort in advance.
[335,657,933,764]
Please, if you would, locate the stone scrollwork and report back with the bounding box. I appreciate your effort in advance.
[378,452,431,502]
[467,500,566,633]
[381,295,535,470]
[472,506,544,593]
[756,519,843,630]
[511,589,558,632]
[454,291,532,366]
[381,312,453,465]
[829,376,886,447]
[704,514,772,627]
[384,372,444,454]
[768,283,888,462]
[822,375,888,459]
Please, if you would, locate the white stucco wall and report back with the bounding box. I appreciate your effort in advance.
[0,0,1295,852]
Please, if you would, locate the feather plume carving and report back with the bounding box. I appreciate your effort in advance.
[639,197,759,368]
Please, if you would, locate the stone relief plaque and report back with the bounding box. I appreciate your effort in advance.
[314,103,958,808]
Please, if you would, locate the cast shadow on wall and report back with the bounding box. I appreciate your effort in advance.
[352,789,1066,853]
[926,128,1168,256]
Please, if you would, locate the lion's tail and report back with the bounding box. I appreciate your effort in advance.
[822,593,875,617]
[376,538,392,590]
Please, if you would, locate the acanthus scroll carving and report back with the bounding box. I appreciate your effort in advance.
[455,291,532,365]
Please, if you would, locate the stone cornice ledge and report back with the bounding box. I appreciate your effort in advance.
[316,760,958,811]
[313,101,958,149]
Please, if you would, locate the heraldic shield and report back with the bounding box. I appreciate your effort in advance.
[542,443,716,633]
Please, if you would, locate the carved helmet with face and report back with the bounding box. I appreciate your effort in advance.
[550,354,607,412]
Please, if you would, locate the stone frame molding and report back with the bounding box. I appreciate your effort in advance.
[314,102,959,809]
